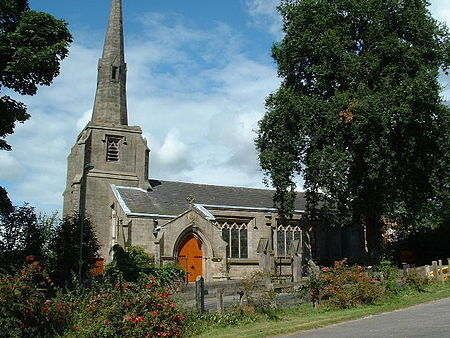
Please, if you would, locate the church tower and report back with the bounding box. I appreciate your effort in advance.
[63,0,150,260]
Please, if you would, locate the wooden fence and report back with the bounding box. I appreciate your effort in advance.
[403,258,449,283]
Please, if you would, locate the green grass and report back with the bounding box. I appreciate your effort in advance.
[191,283,450,338]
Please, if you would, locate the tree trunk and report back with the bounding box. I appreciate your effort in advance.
[364,217,383,265]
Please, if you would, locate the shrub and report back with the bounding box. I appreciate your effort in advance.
[0,258,74,337]
[402,269,430,292]
[105,245,185,287]
[376,260,401,295]
[68,275,186,337]
[305,260,383,309]
[241,271,276,309]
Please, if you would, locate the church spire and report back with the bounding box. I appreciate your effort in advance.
[91,0,128,125]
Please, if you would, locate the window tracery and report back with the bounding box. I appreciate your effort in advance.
[215,221,248,258]
[276,224,302,257]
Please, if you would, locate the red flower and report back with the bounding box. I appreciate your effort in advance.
[26,255,35,262]
[73,326,80,331]
[131,316,143,323]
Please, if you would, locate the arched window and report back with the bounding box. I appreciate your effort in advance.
[216,220,248,258]
[276,224,302,257]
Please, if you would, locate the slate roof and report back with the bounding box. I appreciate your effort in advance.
[115,179,307,216]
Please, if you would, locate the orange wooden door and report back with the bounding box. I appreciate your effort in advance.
[178,235,203,282]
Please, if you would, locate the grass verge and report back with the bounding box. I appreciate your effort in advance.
[192,283,450,338]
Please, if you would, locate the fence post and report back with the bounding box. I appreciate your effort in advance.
[432,261,439,282]
[438,260,444,283]
[196,276,205,313]
[402,263,410,277]
[425,265,430,279]
[216,288,224,313]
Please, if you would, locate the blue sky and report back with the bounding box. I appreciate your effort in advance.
[1,0,450,215]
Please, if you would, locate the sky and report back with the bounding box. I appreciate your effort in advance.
[1,0,450,215]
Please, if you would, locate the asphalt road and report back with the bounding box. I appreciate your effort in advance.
[281,297,450,338]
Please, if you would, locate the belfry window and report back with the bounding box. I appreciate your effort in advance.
[106,136,122,162]
[216,220,248,259]
[276,224,302,257]
[112,66,118,80]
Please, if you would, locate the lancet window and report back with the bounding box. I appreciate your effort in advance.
[276,224,302,257]
[216,221,248,259]
[112,66,119,80]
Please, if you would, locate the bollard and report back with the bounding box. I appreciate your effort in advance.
[216,288,224,313]
[196,276,205,313]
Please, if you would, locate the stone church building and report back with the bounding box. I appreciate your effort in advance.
[63,0,363,282]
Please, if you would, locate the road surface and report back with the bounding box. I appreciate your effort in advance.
[281,297,450,338]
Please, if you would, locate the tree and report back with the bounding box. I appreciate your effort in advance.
[256,0,450,262]
[47,214,100,286]
[0,0,72,150]
[0,186,13,216]
[0,203,44,271]
[105,245,155,282]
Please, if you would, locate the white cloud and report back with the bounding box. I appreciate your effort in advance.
[7,1,449,214]
[1,42,101,211]
[0,152,24,180]
[77,110,92,130]
[1,9,281,213]
[429,0,450,25]
[152,129,193,176]
[245,0,282,37]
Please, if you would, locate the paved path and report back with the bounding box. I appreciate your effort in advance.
[281,297,450,338]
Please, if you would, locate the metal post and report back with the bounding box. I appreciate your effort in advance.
[78,163,94,283]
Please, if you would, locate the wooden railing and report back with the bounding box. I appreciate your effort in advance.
[404,258,450,283]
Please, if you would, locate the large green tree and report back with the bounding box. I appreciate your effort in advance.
[48,214,100,286]
[0,0,72,150]
[0,203,44,271]
[256,0,450,262]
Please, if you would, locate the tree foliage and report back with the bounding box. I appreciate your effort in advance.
[48,214,100,286]
[0,203,44,271]
[256,0,450,261]
[0,0,72,150]
[0,202,100,286]
[106,245,185,285]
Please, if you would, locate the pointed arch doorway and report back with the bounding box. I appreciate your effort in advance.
[177,234,203,282]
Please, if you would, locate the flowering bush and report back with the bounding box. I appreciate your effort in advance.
[402,269,430,292]
[0,259,186,337]
[307,260,383,309]
[0,257,75,337]
[69,276,185,337]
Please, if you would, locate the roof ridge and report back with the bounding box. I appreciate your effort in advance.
[150,178,279,192]
[149,178,306,194]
